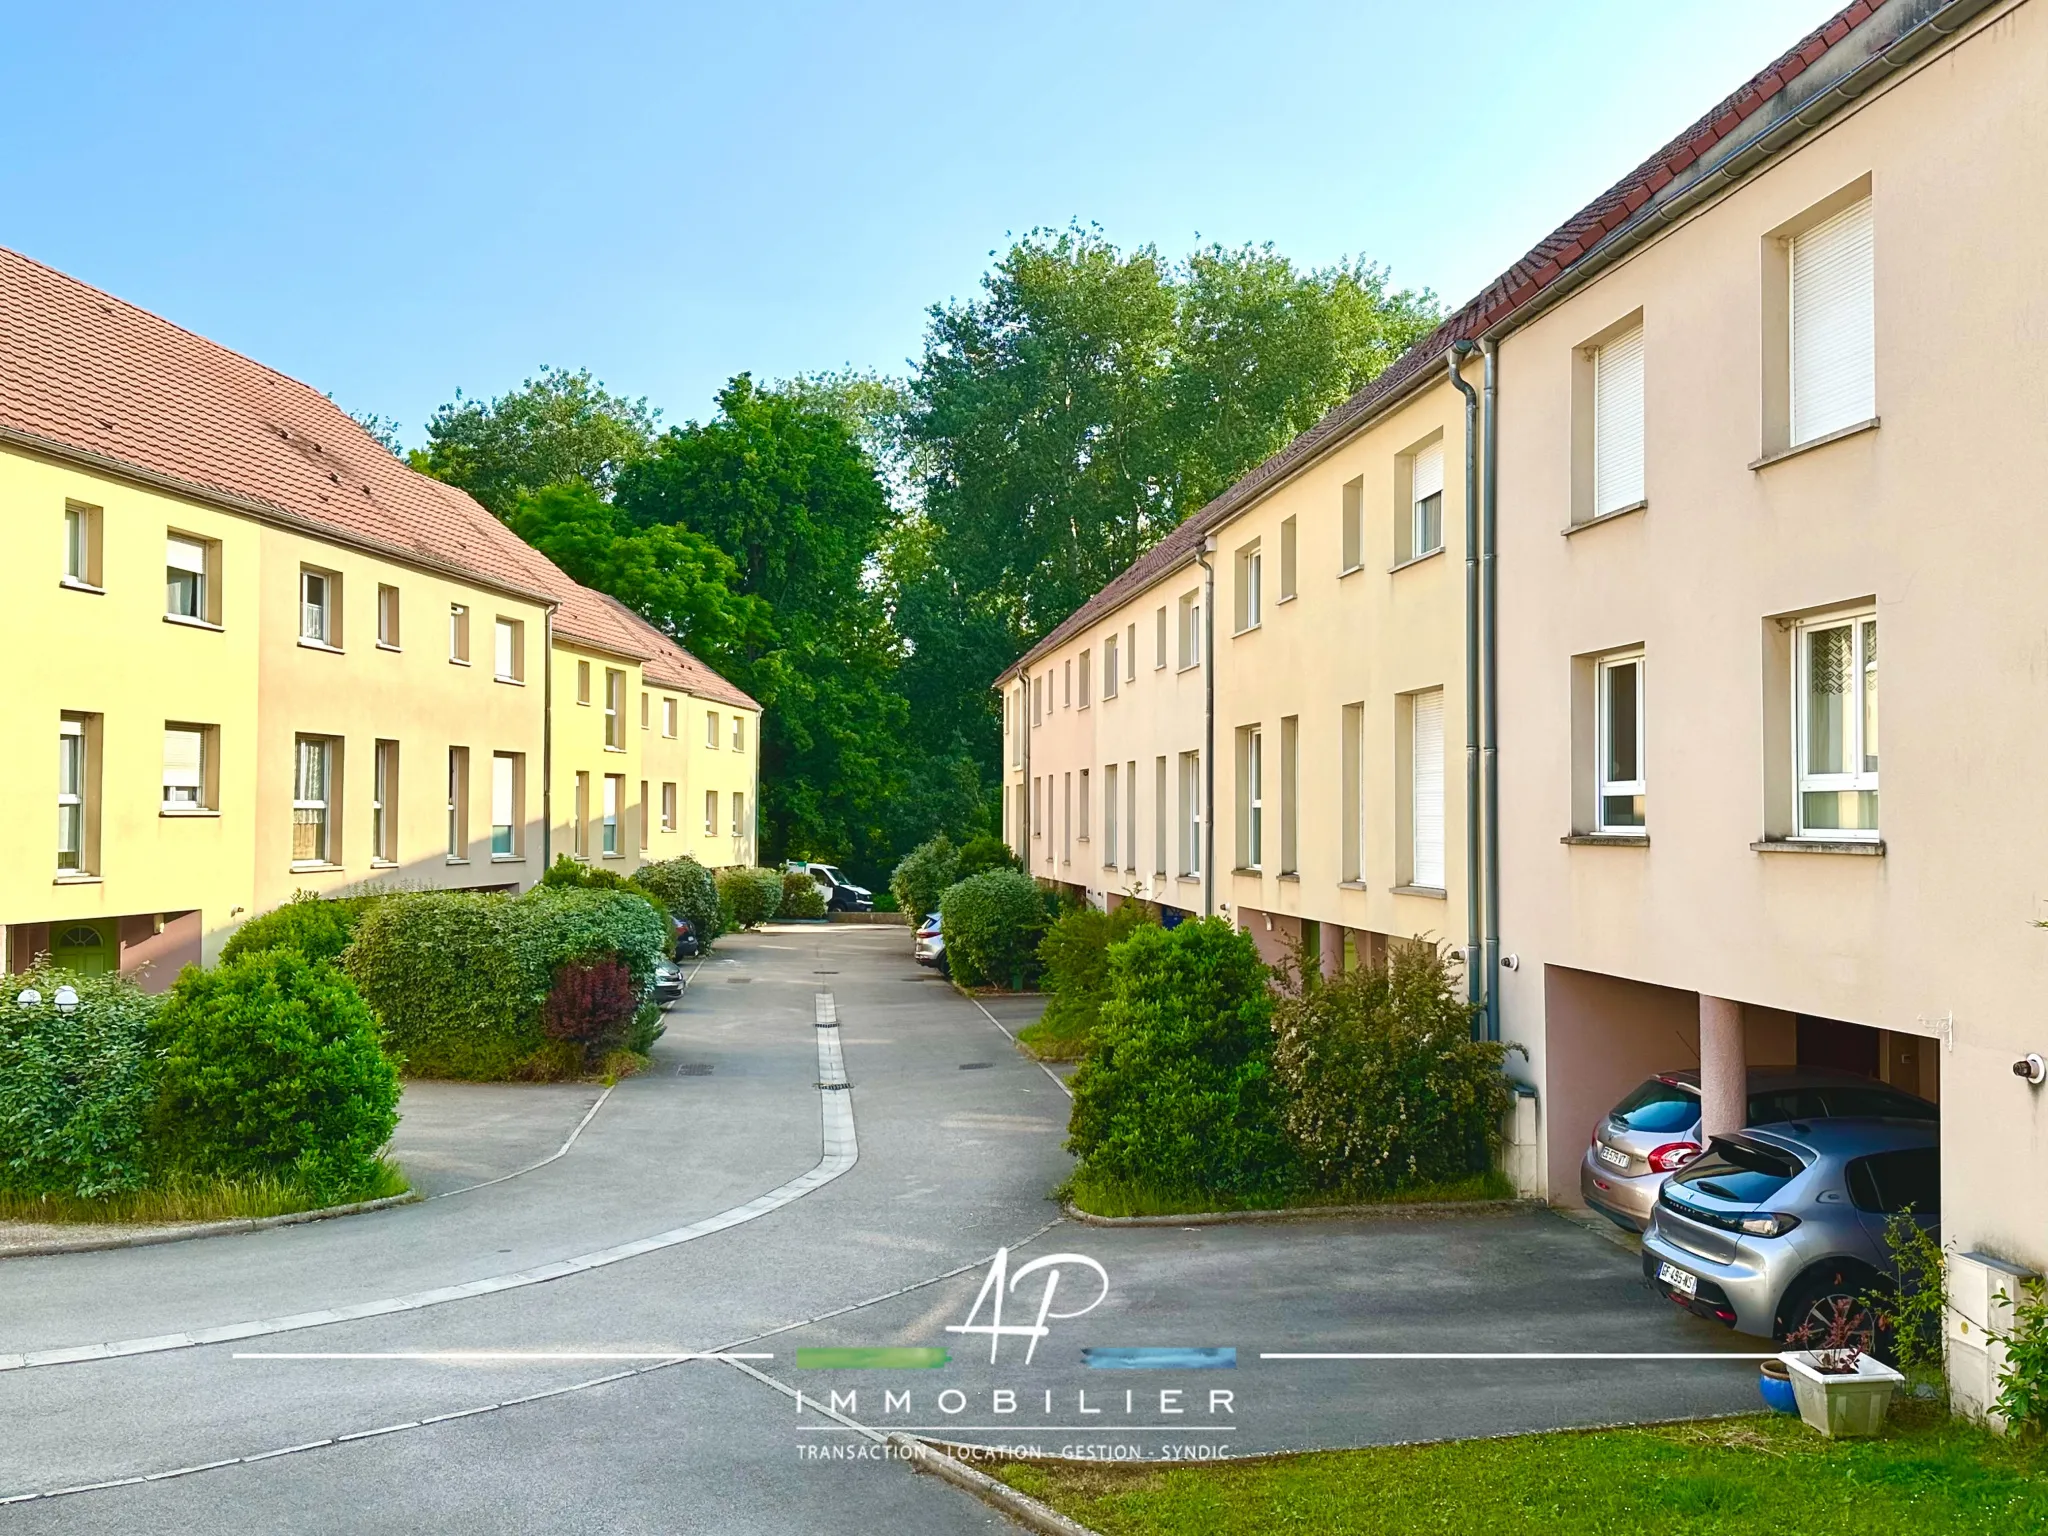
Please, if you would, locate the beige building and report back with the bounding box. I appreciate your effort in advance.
[1002,0,2043,1382]
[0,245,759,983]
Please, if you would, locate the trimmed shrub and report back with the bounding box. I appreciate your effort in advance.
[956,834,1022,881]
[1029,900,1157,1057]
[940,868,1047,989]
[636,855,725,947]
[1066,919,1292,1200]
[151,952,400,1204]
[780,870,828,919]
[541,852,631,891]
[0,966,159,1198]
[1271,941,1517,1195]
[716,866,784,929]
[542,955,640,1064]
[222,891,374,965]
[890,834,960,921]
[345,886,667,1079]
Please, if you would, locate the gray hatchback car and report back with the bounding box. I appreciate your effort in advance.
[1581,1069,1935,1232]
[1640,1118,1938,1340]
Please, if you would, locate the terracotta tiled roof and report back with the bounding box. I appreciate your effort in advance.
[1008,0,1901,679]
[0,242,753,702]
[593,592,761,711]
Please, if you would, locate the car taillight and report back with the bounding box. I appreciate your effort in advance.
[1739,1212,1801,1238]
[1647,1142,1701,1173]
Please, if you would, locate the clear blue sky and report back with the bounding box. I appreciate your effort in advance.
[2,1,1832,443]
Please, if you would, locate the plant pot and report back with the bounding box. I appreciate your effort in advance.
[1783,1350,1904,1438]
[1758,1357,1798,1415]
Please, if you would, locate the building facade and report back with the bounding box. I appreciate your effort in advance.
[0,246,759,985]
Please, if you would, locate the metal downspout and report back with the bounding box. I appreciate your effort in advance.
[1448,347,1482,1018]
[541,609,554,872]
[1196,538,1217,917]
[1481,339,1502,1044]
[1019,670,1031,865]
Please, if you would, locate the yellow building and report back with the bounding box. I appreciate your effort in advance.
[0,246,759,985]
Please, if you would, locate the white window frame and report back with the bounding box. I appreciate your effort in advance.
[57,718,87,871]
[1246,727,1264,870]
[166,535,209,620]
[162,725,207,811]
[1794,610,1879,840]
[1410,444,1444,558]
[1103,635,1119,699]
[494,617,520,682]
[300,569,333,645]
[662,697,678,737]
[602,774,621,855]
[705,710,720,748]
[661,781,677,832]
[732,715,745,752]
[1181,750,1202,877]
[292,736,332,867]
[603,670,624,748]
[372,739,398,863]
[1104,762,1119,868]
[704,789,718,836]
[377,584,401,649]
[449,603,470,664]
[731,791,745,839]
[1595,652,1647,835]
[491,752,518,857]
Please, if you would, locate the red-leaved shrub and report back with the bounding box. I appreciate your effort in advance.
[542,956,638,1062]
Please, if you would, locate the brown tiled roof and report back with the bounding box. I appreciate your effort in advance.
[0,242,746,702]
[1009,0,1900,679]
[593,592,761,711]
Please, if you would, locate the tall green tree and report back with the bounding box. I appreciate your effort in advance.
[419,366,658,516]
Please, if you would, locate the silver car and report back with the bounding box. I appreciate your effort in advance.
[1581,1069,1935,1232]
[1641,1118,1939,1340]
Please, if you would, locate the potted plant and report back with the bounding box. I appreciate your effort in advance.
[1783,1297,1904,1437]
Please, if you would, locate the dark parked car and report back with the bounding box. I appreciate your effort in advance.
[670,914,700,959]
[1642,1118,1938,1341]
[1582,1068,1935,1231]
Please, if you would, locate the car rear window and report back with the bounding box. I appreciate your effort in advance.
[1847,1148,1940,1214]
[1822,1086,1937,1120]
[1670,1136,1805,1206]
[1746,1087,1831,1124]
[1609,1079,1698,1134]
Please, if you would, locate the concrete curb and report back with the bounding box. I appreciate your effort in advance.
[0,1191,423,1261]
[888,1435,1104,1536]
[1061,1196,1544,1227]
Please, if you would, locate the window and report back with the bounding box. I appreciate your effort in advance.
[1103,635,1118,699]
[1154,756,1168,876]
[1179,751,1202,877]
[57,715,94,872]
[1125,623,1137,682]
[1341,476,1364,572]
[1031,777,1041,838]
[494,617,522,681]
[639,779,650,850]
[293,736,334,866]
[731,792,745,839]
[449,604,470,664]
[576,659,591,705]
[1064,658,1072,708]
[1078,650,1091,708]
[1155,606,1168,669]
[704,789,718,835]
[1790,197,1875,447]
[1104,762,1120,868]
[1796,612,1878,838]
[1279,516,1297,601]
[1234,540,1262,633]
[604,670,625,748]
[573,772,590,856]
[1279,715,1298,875]
[661,781,677,832]
[1032,674,1042,726]
[705,710,720,748]
[1236,726,1264,870]
[377,585,401,648]
[165,535,213,622]
[1590,325,1646,517]
[1407,690,1445,889]
[300,568,337,645]
[1062,772,1072,864]
[1596,654,1647,833]
[162,724,211,811]
[662,697,678,737]
[1408,443,1444,560]
[446,746,469,859]
[1178,591,1201,670]
[733,715,745,752]
[1078,767,1090,841]
[64,502,103,588]
[641,692,650,730]
[372,740,398,863]
[1125,759,1137,873]
[1341,702,1366,882]
[602,775,623,855]
[491,752,521,857]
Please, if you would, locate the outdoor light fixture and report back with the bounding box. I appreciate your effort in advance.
[53,985,80,1013]
[2015,1053,2047,1087]
[14,988,40,1008]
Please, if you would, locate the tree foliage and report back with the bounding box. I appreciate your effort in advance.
[419,365,658,517]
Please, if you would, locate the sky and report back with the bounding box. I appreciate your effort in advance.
[1,2,1834,444]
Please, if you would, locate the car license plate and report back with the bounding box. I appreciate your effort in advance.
[1657,1261,1697,1298]
[1597,1144,1629,1169]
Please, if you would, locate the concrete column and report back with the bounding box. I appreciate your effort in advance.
[1698,995,1746,1141]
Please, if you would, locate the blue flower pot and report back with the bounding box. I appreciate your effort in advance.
[1759,1362,1798,1415]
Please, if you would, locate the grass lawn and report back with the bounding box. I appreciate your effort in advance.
[0,1158,410,1225]
[988,1406,2048,1535]
[1017,1012,1091,1061]
[1063,1167,1516,1219]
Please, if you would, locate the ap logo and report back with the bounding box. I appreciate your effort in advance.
[945,1246,1109,1364]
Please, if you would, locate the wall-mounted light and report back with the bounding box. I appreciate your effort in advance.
[2015,1053,2046,1087]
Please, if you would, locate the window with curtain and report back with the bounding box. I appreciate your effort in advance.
[293,737,331,864]
[166,536,209,619]
[1797,613,1878,837]
[1596,654,1647,832]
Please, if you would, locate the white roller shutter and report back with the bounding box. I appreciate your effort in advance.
[492,754,515,827]
[1790,198,1875,445]
[1592,326,1645,515]
[164,728,204,802]
[1412,689,1445,889]
[166,536,207,573]
[1412,442,1444,504]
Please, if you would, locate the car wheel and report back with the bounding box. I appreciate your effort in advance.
[1775,1264,1887,1349]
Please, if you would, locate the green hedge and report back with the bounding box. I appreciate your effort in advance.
[1032,900,1157,1054]
[345,886,667,1079]
[716,866,784,929]
[1066,918,1292,1200]
[151,952,400,1204]
[956,834,1021,881]
[221,891,380,964]
[636,855,725,947]
[940,869,1047,988]
[780,870,828,919]
[0,966,160,1198]
[891,834,960,921]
